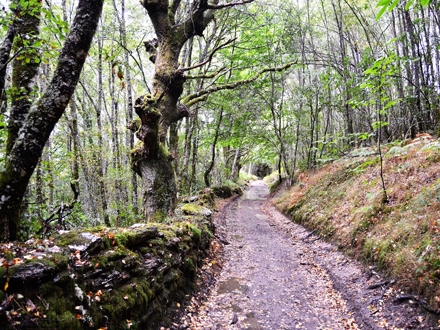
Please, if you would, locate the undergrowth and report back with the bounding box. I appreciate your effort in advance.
[272,135,440,309]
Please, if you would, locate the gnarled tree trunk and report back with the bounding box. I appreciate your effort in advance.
[130,0,220,221]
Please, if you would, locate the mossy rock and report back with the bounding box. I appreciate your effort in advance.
[386,146,407,157]
[199,189,215,208]
[181,203,212,217]
[212,185,233,198]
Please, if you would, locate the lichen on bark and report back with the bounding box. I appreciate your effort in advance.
[0,0,105,241]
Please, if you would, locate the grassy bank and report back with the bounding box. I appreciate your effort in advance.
[272,134,440,308]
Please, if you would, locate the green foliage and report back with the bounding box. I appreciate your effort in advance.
[376,0,431,19]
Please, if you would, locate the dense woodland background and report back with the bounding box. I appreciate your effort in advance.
[0,0,439,239]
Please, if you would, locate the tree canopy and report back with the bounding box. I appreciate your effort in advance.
[0,0,439,240]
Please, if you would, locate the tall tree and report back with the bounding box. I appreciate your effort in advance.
[0,0,104,241]
[130,0,254,221]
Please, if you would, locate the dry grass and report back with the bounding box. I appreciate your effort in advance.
[272,135,440,308]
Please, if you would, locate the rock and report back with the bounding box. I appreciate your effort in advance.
[420,140,440,153]
[10,262,54,285]
[349,147,376,158]
[212,186,233,198]
[67,232,103,255]
[386,146,407,157]
[181,195,199,203]
[181,204,212,217]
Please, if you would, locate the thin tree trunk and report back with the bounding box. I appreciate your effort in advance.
[6,0,41,157]
[231,147,241,182]
[331,0,353,139]
[204,109,223,187]
[63,0,80,205]
[189,122,200,193]
[109,58,122,210]
[96,31,110,226]
[69,97,80,205]
[112,0,137,214]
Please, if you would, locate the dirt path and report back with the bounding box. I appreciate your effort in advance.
[175,181,439,329]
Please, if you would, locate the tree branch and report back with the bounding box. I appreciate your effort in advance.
[141,0,172,41]
[186,66,226,80]
[181,61,297,106]
[184,94,208,107]
[207,0,255,9]
[170,0,182,17]
[181,38,235,72]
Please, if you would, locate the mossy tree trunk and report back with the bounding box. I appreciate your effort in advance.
[1,0,41,240]
[0,0,104,241]
[131,0,223,221]
[0,19,16,114]
[132,1,290,220]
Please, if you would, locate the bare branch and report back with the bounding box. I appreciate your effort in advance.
[207,0,255,9]
[181,61,297,106]
[181,38,236,72]
[186,66,227,79]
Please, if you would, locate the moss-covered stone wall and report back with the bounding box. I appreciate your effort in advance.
[0,221,210,329]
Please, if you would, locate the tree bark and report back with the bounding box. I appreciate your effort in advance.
[130,0,220,221]
[0,0,104,241]
[6,0,41,157]
[96,30,110,226]
[204,108,223,187]
[0,22,16,114]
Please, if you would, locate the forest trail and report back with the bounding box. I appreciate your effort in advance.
[175,181,439,330]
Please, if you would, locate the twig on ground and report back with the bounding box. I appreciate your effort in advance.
[302,229,317,241]
[370,279,396,305]
[367,280,391,290]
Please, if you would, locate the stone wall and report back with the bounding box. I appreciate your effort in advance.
[0,221,211,330]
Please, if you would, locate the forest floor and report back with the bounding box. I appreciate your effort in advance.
[170,180,439,330]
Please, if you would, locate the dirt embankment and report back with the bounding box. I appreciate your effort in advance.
[273,135,440,311]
